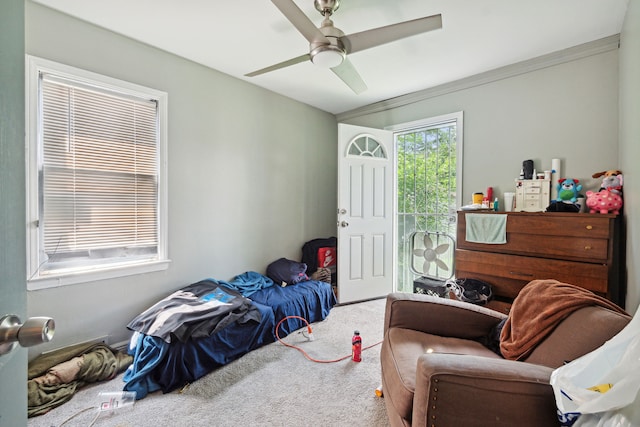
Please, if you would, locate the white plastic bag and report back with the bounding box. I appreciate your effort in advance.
[550,306,640,427]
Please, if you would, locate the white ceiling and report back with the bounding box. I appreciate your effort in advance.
[33,0,629,115]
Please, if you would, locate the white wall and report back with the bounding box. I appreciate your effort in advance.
[25,2,338,355]
[342,40,640,311]
[342,47,619,203]
[619,0,640,314]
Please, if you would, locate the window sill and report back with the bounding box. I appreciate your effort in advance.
[27,259,172,291]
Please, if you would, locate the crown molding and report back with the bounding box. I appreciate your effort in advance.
[336,34,620,122]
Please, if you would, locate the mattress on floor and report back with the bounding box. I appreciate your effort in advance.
[123,279,336,398]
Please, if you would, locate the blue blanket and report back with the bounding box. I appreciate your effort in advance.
[124,300,275,398]
[251,280,336,337]
[123,280,335,398]
[218,271,274,297]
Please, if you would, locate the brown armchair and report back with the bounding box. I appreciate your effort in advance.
[380,289,631,427]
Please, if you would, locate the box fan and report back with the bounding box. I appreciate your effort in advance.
[410,231,455,296]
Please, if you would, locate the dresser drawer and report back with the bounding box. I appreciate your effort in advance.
[457,213,612,262]
[505,214,613,239]
[457,212,613,239]
[458,233,609,263]
[456,249,609,295]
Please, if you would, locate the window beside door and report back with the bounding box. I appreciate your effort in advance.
[393,112,463,293]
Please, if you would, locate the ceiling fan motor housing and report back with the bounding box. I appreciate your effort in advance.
[314,0,340,16]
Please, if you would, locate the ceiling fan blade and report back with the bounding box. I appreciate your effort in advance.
[330,58,367,94]
[245,54,310,77]
[341,14,442,54]
[271,0,330,45]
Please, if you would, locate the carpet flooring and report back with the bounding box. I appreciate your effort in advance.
[27,297,390,427]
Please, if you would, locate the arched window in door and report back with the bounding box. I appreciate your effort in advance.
[347,135,387,159]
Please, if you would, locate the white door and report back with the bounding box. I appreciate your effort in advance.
[337,124,394,303]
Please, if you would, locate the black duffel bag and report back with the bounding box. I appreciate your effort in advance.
[413,276,492,305]
[446,278,493,305]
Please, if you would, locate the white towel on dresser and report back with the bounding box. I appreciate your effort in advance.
[465,213,507,244]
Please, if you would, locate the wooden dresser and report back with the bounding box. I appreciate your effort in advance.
[455,211,625,312]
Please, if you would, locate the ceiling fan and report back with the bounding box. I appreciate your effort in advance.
[245,0,443,94]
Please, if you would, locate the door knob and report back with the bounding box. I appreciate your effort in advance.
[340,221,349,227]
[0,315,55,356]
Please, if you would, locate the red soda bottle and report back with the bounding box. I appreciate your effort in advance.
[352,330,362,362]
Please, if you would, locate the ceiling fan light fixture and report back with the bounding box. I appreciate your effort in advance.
[311,45,346,68]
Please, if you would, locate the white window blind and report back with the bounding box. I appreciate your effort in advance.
[26,57,169,287]
[41,75,159,261]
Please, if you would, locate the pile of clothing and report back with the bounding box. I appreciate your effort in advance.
[28,342,132,417]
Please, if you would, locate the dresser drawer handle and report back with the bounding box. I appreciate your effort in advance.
[584,246,592,250]
[586,225,593,230]
[509,271,534,277]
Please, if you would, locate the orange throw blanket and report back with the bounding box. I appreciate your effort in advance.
[500,279,628,360]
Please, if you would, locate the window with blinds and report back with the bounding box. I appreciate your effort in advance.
[26,56,169,288]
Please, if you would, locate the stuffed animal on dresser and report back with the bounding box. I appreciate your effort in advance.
[586,190,623,214]
[556,178,582,203]
[587,169,624,214]
[592,169,623,195]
